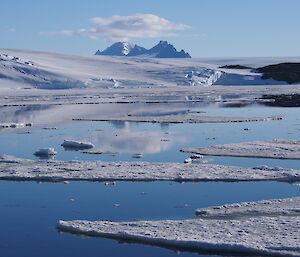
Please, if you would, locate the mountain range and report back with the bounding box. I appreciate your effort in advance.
[95,41,191,58]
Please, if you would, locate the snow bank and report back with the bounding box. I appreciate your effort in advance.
[0,157,299,182]
[182,139,300,159]
[61,140,94,149]
[58,213,300,257]
[196,197,300,218]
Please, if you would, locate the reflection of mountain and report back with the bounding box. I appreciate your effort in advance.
[109,121,127,129]
[92,129,185,154]
[160,123,170,131]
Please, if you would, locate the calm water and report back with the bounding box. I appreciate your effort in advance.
[0,106,299,168]
[1,181,299,257]
[0,105,299,256]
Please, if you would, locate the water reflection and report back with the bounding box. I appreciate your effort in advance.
[91,124,185,154]
[35,154,55,160]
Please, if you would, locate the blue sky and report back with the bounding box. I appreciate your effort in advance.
[1,0,300,57]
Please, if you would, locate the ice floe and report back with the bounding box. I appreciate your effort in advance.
[73,115,282,124]
[34,148,57,157]
[0,157,299,183]
[0,123,27,129]
[61,140,95,150]
[132,153,143,159]
[195,197,300,218]
[58,212,300,256]
[182,139,300,159]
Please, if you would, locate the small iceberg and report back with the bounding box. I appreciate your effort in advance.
[61,140,95,150]
[132,153,143,159]
[190,154,203,159]
[34,148,57,157]
[0,123,25,129]
[184,157,192,164]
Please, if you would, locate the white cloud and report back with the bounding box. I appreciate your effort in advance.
[40,14,189,41]
[4,27,16,33]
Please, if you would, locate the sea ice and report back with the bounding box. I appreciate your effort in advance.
[0,157,299,183]
[73,115,282,124]
[0,123,26,129]
[58,211,300,256]
[132,153,143,158]
[61,140,95,150]
[182,139,300,159]
[195,197,300,218]
[34,148,57,157]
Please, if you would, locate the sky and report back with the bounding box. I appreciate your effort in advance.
[1,0,300,57]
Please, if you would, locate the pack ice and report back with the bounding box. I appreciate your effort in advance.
[58,197,300,257]
[0,157,299,183]
[182,139,300,159]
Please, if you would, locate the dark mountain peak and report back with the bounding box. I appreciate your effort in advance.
[158,40,169,46]
[127,44,147,56]
[95,41,191,58]
[95,42,133,56]
[148,41,190,58]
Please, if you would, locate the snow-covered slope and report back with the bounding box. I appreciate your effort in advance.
[0,49,220,89]
[1,49,299,89]
[0,52,84,89]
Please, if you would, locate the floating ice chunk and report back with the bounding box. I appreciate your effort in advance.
[195,197,300,218]
[190,154,203,159]
[184,158,192,164]
[0,158,299,183]
[104,182,116,186]
[42,127,57,130]
[34,148,57,157]
[61,140,94,150]
[82,150,118,155]
[0,155,22,163]
[0,123,25,129]
[182,139,300,159]
[73,115,283,124]
[58,212,300,257]
[132,153,143,159]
